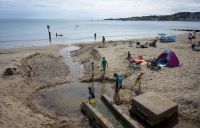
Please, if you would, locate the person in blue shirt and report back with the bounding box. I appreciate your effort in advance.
[113,73,123,102]
[101,57,108,74]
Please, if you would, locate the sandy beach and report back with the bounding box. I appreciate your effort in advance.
[0,33,200,128]
[73,33,200,127]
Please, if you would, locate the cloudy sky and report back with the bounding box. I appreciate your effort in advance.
[0,0,200,19]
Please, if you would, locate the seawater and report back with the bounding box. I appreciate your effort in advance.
[0,19,200,48]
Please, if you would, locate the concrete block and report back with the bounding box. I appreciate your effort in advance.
[101,95,143,128]
[131,92,178,126]
[81,102,114,128]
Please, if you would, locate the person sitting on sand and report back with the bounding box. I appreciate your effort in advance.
[132,73,144,94]
[102,36,106,48]
[91,62,96,80]
[88,87,96,105]
[101,57,108,74]
[144,42,149,47]
[136,42,140,48]
[113,73,123,102]
[149,38,157,47]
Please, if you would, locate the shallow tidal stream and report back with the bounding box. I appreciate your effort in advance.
[33,46,126,128]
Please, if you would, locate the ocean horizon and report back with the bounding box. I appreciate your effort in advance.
[0,19,200,48]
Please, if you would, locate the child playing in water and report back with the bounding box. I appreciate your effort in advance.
[132,73,144,94]
[113,73,123,102]
[101,57,108,74]
[91,62,96,80]
[88,87,96,105]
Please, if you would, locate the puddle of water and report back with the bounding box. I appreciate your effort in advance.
[36,82,114,117]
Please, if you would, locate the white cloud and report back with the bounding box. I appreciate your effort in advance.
[0,0,200,19]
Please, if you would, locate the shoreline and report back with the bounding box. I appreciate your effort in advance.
[0,33,200,127]
[0,33,182,49]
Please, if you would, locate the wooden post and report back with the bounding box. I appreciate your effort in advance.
[49,32,51,42]
[47,25,51,43]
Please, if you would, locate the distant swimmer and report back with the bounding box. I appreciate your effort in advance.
[58,34,63,37]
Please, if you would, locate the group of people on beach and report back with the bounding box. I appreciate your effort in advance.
[188,30,200,50]
[94,33,106,48]
[88,53,144,105]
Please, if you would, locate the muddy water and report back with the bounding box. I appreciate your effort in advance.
[34,46,125,128]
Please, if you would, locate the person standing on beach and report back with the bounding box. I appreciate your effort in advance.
[102,36,105,47]
[113,73,123,102]
[91,61,96,80]
[193,30,196,39]
[132,73,144,94]
[94,33,97,41]
[101,57,108,74]
[188,33,193,44]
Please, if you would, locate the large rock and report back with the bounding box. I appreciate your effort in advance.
[130,92,178,126]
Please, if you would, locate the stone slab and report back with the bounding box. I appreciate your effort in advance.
[101,95,143,128]
[131,92,178,126]
[81,102,114,128]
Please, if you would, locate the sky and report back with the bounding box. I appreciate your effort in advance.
[0,0,200,19]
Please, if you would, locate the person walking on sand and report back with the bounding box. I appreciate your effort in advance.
[101,57,108,74]
[188,33,193,44]
[132,73,144,94]
[102,36,105,47]
[113,73,123,102]
[94,33,97,41]
[91,61,96,80]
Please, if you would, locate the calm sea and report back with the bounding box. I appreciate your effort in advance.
[0,19,200,48]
